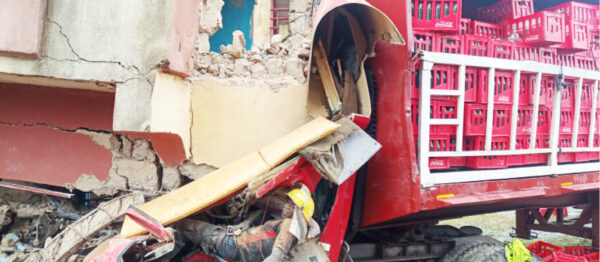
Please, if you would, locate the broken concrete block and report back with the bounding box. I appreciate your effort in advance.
[289,0,312,13]
[271,34,283,45]
[92,170,128,196]
[220,30,246,58]
[234,58,251,77]
[77,130,120,151]
[198,0,225,35]
[178,161,216,180]
[285,57,306,82]
[265,58,283,76]
[289,13,311,36]
[0,205,14,231]
[120,136,133,158]
[132,140,156,162]
[196,33,210,53]
[162,165,182,191]
[251,62,267,78]
[112,158,160,193]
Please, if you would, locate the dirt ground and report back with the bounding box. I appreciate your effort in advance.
[441,207,592,247]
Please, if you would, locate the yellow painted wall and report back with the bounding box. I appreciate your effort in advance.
[190,80,312,167]
[252,0,271,47]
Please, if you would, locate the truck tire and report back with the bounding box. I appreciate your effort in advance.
[448,242,543,262]
[440,240,502,262]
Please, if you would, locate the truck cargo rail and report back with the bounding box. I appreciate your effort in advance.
[417,51,600,186]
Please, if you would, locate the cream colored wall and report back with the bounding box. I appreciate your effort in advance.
[252,0,272,47]
[150,72,192,158]
[190,80,312,167]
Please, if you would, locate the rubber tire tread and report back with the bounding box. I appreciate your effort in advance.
[440,241,502,262]
[477,246,507,262]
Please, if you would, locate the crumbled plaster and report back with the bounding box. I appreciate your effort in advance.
[177,160,217,180]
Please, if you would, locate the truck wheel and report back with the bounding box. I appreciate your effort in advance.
[440,240,502,262]
[463,245,506,262]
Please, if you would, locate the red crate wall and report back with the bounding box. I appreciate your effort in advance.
[477,0,534,23]
[545,1,600,26]
[463,35,490,56]
[464,67,480,102]
[557,20,590,52]
[575,54,597,71]
[412,0,462,31]
[505,11,566,47]
[477,70,514,104]
[541,48,558,65]
[464,136,509,169]
[578,109,591,135]
[559,108,574,134]
[557,54,577,68]
[558,134,574,163]
[490,40,514,59]
[464,103,512,136]
[556,246,600,262]
[580,81,594,109]
[437,33,463,54]
[471,20,504,39]
[513,43,541,62]
[540,76,556,106]
[508,134,549,166]
[413,30,437,52]
[461,18,471,34]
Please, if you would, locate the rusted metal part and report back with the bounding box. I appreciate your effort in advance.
[0,181,74,198]
[513,192,599,248]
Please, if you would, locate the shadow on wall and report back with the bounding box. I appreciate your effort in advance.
[210,0,255,52]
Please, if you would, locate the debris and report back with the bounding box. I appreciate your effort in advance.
[0,234,19,248]
[0,205,14,231]
[177,160,216,180]
[131,140,156,162]
[31,192,144,262]
[341,71,358,115]
[220,30,246,58]
[161,165,182,191]
[300,118,381,184]
[111,158,159,193]
[120,117,340,237]
[313,40,342,113]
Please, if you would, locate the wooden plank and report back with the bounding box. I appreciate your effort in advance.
[258,117,340,168]
[120,117,339,237]
[314,40,342,113]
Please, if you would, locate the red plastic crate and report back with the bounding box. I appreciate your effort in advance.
[460,18,471,34]
[428,135,454,170]
[490,39,514,59]
[411,99,419,135]
[437,33,462,54]
[557,54,577,68]
[562,80,576,108]
[464,67,480,102]
[558,134,575,163]
[556,246,600,262]
[471,20,504,39]
[514,43,541,62]
[516,106,551,135]
[477,0,534,23]
[518,73,535,105]
[509,134,549,166]
[574,135,592,162]
[545,1,600,25]
[506,11,566,47]
[411,0,462,32]
[527,241,563,262]
[541,48,558,65]
[556,20,591,53]
[559,108,574,134]
[592,135,600,161]
[463,35,490,57]
[477,69,514,104]
[412,64,459,99]
[575,53,597,71]
[464,103,512,136]
[413,30,437,52]
[578,109,592,135]
[540,75,556,106]
[580,81,594,109]
[464,136,509,169]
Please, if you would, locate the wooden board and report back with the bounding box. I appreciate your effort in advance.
[120,117,339,237]
[313,40,342,113]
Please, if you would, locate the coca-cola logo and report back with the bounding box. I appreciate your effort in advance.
[429,159,446,167]
[498,96,509,102]
[525,35,540,42]
[435,21,454,28]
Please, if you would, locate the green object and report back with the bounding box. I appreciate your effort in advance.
[505,239,532,262]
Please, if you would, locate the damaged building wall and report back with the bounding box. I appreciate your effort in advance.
[209,0,255,52]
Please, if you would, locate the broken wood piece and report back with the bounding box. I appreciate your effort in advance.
[34,192,144,262]
[342,70,359,115]
[356,62,372,116]
[343,8,367,74]
[120,117,340,238]
[314,40,342,113]
[336,59,343,81]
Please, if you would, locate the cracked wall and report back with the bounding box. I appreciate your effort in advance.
[0,0,176,133]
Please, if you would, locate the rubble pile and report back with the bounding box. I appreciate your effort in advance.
[67,131,216,197]
[191,33,312,88]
